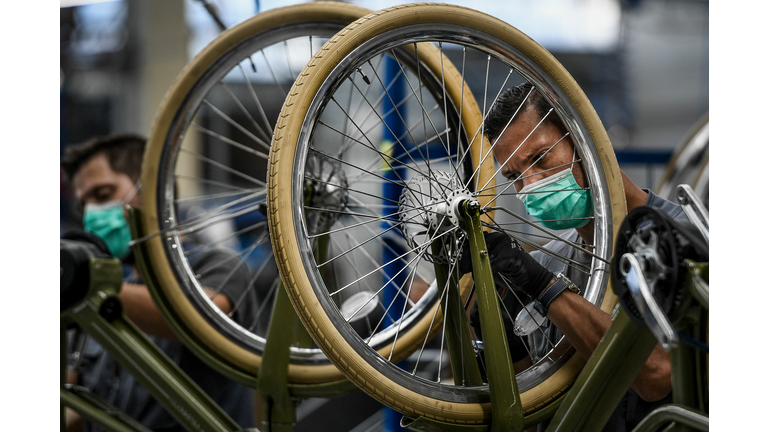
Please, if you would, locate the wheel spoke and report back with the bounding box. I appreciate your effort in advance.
[476,159,583,195]
[175,174,256,192]
[260,48,287,99]
[219,79,272,148]
[481,128,569,207]
[184,219,267,257]
[248,277,281,333]
[201,100,272,154]
[175,187,263,204]
[237,62,274,139]
[327,226,457,297]
[179,148,267,187]
[486,209,607,266]
[230,252,274,319]
[500,275,557,350]
[451,67,515,187]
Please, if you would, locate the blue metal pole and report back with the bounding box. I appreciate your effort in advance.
[380,54,409,432]
[381,55,408,330]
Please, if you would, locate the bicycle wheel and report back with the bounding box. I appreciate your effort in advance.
[268,3,626,423]
[139,2,372,387]
[656,113,709,202]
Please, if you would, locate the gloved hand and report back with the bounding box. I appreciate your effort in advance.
[459,231,554,300]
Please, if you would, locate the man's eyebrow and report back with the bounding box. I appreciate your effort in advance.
[515,149,539,172]
[520,142,553,167]
[82,184,114,200]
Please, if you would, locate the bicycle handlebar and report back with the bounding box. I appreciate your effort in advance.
[60,238,112,311]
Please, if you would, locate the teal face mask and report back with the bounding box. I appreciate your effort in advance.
[83,201,132,260]
[518,166,593,230]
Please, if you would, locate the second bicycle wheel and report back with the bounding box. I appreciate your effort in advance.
[269,3,626,423]
[656,112,709,203]
[139,2,373,388]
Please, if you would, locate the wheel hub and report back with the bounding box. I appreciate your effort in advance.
[399,171,471,264]
[304,153,349,235]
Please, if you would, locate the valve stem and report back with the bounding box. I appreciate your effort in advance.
[356,67,371,85]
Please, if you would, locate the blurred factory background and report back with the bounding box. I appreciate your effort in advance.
[57,1,709,431]
[60,0,708,232]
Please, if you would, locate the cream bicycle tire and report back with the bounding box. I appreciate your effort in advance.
[139,2,372,387]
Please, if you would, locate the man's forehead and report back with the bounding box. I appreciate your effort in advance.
[493,127,541,163]
[72,154,130,200]
[72,155,111,187]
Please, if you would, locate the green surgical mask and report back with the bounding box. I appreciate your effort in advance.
[518,164,593,230]
[83,201,132,260]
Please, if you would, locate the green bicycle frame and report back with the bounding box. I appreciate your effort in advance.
[403,204,709,432]
[60,258,245,432]
[61,208,358,432]
[547,261,708,432]
[60,260,318,432]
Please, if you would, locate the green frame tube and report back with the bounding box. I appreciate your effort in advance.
[630,405,708,432]
[669,261,709,432]
[461,202,525,432]
[257,282,299,432]
[546,309,658,432]
[686,262,709,311]
[546,260,709,431]
[431,240,484,387]
[61,257,241,432]
[61,386,153,432]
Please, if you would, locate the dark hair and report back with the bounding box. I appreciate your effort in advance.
[484,82,565,144]
[61,134,147,183]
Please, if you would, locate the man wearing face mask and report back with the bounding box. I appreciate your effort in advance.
[461,83,689,432]
[61,134,256,432]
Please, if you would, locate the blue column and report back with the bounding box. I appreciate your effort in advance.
[380,55,410,432]
[381,55,408,330]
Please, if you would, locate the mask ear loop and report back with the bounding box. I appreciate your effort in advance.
[122,180,142,209]
[570,145,590,195]
[570,145,577,170]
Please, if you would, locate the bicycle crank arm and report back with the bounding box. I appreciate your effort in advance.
[619,253,679,350]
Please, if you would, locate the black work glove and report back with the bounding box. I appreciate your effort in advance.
[459,231,554,300]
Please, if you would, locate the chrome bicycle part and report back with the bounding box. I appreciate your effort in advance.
[399,171,471,265]
[305,152,350,236]
[676,184,709,244]
[513,302,548,337]
[619,253,679,350]
[613,205,708,328]
[657,115,709,202]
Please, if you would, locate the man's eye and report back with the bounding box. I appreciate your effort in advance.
[94,187,114,202]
